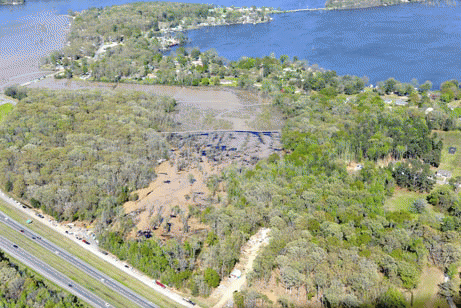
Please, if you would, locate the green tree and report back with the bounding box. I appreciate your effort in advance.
[204,268,220,288]
[377,288,408,308]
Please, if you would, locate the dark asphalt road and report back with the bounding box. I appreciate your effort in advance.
[0,210,158,308]
[0,236,108,308]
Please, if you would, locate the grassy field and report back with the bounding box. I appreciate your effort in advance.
[437,130,461,178]
[0,223,135,308]
[0,200,183,308]
[384,188,427,212]
[411,266,448,308]
[0,102,13,122]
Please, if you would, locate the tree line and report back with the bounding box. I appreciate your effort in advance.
[0,249,86,307]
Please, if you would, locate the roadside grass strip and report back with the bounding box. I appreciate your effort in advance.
[0,200,183,308]
[4,253,92,308]
[0,223,135,308]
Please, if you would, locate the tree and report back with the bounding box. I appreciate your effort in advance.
[377,288,408,308]
[418,80,432,93]
[212,76,220,86]
[190,48,201,60]
[279,54,289,65]
[188,173,195,185]
[237,74,252,88]
[410,199,427,214]
[204,268,220,288]
[426,186,457,211]
[207,175,220,197]
[233,291,245,308]
[383,78,398,94]
[4,85,27,100]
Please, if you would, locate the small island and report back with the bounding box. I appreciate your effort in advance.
[0,0,25,5]
[325,0,423,10]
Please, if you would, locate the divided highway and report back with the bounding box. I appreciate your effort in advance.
[0,236,108,308]
[0,209,159,308]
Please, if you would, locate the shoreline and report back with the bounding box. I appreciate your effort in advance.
[0,12,71,91]
[325,0,426,10]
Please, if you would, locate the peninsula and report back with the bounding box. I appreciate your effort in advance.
[325,0,423,9]
[0,0,24,4]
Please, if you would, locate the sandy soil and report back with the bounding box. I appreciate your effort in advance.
[125,130,281,240]
[210,228,271,308]
[124,159,215,239]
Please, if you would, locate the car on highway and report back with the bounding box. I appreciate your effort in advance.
[182,298,196,306]
[68,283,73,287]
[20,229,24,233]
[12,244,18,248]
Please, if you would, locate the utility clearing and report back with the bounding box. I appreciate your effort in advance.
[210,228,271,308]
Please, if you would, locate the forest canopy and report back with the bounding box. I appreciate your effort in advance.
[0,88,176,221]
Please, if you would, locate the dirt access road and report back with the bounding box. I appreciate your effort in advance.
[211,228,271,308]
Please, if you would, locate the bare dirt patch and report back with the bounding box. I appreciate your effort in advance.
[210,228,271,308]
[124,159,214,240]
[124,131,282,241]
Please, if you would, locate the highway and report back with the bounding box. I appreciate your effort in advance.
[0,236,108,308]
[0,209,159,308]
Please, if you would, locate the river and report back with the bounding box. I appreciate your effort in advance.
[0,0,460,89]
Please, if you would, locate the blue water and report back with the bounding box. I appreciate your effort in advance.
[1,0,460,88]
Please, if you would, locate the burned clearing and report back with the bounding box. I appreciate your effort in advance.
[124,130,282,242]
[166,130,282,169]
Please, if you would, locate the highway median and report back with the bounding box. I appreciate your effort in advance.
[0,199,185,308]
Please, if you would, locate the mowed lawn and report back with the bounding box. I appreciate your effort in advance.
[0,103,13,122]
[437,130,461,178]
[384,188,427,212]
